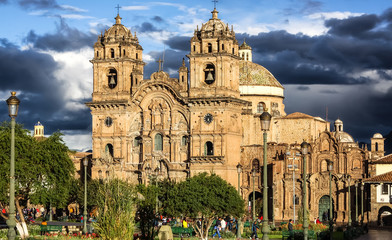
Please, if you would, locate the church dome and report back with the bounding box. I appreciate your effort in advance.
[334,131,354,143]
[104,15,132,38]
[335,118,343,124]
[197,9,235,40]
[239,61,283,88]
[373,133,383,139]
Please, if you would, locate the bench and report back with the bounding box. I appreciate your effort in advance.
[40,225,63,235]
[171,226,194,237]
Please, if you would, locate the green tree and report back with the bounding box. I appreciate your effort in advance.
[94,178,136,240]
[0,122,75,219]
[136,182,159,240]
[166,173,245,240]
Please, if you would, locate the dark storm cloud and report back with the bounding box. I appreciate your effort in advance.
[325,14,380,37]
[283,0,323,16]
[0,38,90,136]
[164,36,189,52]
[143,49,188,79]
[297,86,309,91]
[24,18,96,52]
[152,16,164,23]
[17,0,60,10]
[134,22,160,33]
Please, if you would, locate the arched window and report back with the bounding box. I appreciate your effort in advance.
[134,136,141,147]
[193,45,196,52]
[110,48,114,58]
[123,49,126,56]
[154,133,163,151]
[108,69,118,89]
[376,142,379,151]
[204,141,214,156]
[208,43,212,53]
[96,51,99,57]
[294,194,299,205]
[222,44,225,51]
[136,53,139,59]
[181,136,187,146]
[105,144,114,157]
[181,76,184,83]
[257,102,265,113]
[204,63,215,84]
[246,53,249,61]
[252,159,260,172]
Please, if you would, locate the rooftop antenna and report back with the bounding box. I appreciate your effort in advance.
[212,0,218,9]
[157,58,163,72]
[115,4,121,15]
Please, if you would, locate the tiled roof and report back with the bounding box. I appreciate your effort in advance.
[283,112,314,119]
[372,154,392,164]
[364,170,392,183]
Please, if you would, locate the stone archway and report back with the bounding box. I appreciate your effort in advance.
[318,195,334,221]
[378,206,392,226]
[248,191,262,218]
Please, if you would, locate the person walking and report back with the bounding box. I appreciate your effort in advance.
[212,220,222,239]
[251,220,259,239]
[288,219,293,240]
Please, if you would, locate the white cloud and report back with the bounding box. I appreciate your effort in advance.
[43,47,93,105]
[308,11,363,20]
[122,5,150,11]
[62,131,92,151]
[61,14,93,20]
[29,10,48,16]
[60,5,88,13]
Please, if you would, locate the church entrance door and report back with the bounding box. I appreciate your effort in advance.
[318,195,333,221]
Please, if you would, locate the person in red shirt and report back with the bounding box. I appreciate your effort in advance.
[316,217,321,224]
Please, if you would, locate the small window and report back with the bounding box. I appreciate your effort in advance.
[155,133,163,151]
[181,136,187,146]
[110,48,114,58]
[294,194,299,205]
[181,76,184,83]
[222,44,225,51]
[98,170,102,179]
[208,43,212,53]
[136,53,139,59]
[105,144,114,157]
[134,137,141,147]
[232,48,234,54]
[123,49,126,56]
[252,159,260,172]
[376,142,379,152]
[257,102,265,113]
[193,45,196,52]
[96,51,99,57]
[382,184,389,195]
[204,141,214,156]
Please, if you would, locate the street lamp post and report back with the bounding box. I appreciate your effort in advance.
[6,92,20,240]
[236,163,242,239]
[252,168,256,221]
[347,176,351,227]
[271,183,275,228]
[260,110,271,240]
[355,182,358,225]
[328,161,333,240]
[301,141,309,240]
[361,183,364,225]
[154,167,160,214]
[83,158,88,234]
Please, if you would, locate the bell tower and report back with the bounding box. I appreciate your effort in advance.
[188,8,241,98]
[187,9,246,187]
[90,14,145,101]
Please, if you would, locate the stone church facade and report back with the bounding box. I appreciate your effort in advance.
[86,9,384,223]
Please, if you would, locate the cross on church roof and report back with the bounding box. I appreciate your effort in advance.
[212,0,218,9]
[115,4,121,15]
[157,58,163,72]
